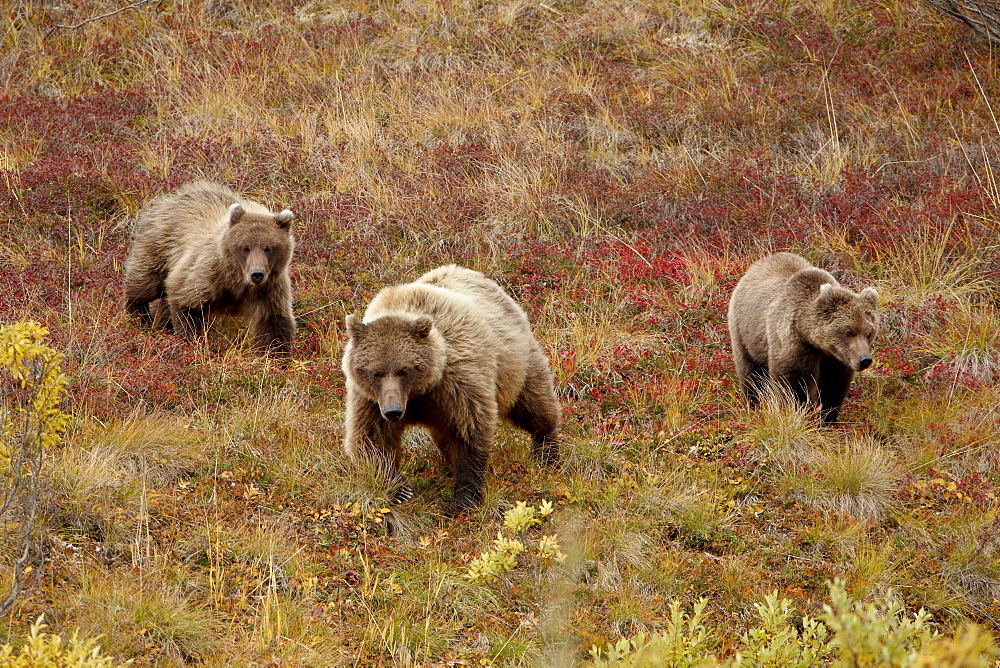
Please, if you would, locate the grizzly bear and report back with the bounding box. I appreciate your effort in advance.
[341,265,561,511]
[124,181,296,355]
[727,252,879,423]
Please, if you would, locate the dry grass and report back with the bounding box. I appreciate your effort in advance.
[749,386,831,462]
[803,436,902,525]
[920,301,1000,385]
[69,567,219,662]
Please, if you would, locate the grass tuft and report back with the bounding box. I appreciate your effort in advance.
[807,436,902,524]
[72,569,218,662]
[749,386,829,463]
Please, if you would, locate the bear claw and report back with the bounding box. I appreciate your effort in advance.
[392,483,415,504]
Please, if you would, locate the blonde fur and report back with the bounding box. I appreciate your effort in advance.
[342,265,561,511]
[124,181,296,354]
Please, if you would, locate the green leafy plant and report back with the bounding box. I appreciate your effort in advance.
[591,580,999,667]
[465,501,565,582]
[0,614,127,667]
[1,322,70,616]
[731,593,832,666]
[590,598,718,667]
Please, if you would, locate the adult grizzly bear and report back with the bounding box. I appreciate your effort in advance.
[728,252,879,423]
[341,265,561,511]
[124,181,296,355]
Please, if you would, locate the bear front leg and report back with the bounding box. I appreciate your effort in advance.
[452,432,490,512]
[429,418,494,512]
[169,301,205,339]
[251,312,295,355]
[452,407,498,512]
[421,384,497,512]
[251,286,295,355]
[768,357,821,410]
[343,390,410,502]
[817,357,855,423]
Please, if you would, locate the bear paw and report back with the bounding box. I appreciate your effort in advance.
[392,482,415,504]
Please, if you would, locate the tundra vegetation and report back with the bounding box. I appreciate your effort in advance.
[1,0,999,664]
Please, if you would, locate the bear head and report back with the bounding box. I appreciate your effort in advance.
[342,313,447,422]
[223,203,294,287]
[807,283,879,372]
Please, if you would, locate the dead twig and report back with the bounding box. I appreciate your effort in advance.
[923,0,1000,44]
[45,0,157,38]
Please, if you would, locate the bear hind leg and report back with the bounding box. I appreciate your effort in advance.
[507,384,561,465]
[508,362,561,465]
[733,343,767,405]
[124,271,166,326]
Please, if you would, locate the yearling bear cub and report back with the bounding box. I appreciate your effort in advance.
[728,252,879,423]
[124,181,296,355]
[342,265,561,511]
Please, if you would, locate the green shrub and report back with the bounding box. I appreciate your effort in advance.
[0,615,128,667]
[591,580,999,667]
[590,598,718,667]
[1,321,70,615]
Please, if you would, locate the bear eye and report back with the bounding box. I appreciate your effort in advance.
[395,369,408,378]
[264,246,272,254]
[242,245,250,253]
[845,330,855,338]
[373,371,385,379]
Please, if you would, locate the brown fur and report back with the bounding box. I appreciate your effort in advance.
[728,252,879,423]
[124,181,296,355]
[342,265,561,511]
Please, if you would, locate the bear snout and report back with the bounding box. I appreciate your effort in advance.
[857,354,873,371]
[381,403,405,421]
[249,268,266,284]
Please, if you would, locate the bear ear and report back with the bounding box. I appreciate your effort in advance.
[816,283,836,307]
[860,287,879,308]
[815,282,846,316]
[346,314,364,339]
[228,203,245,226]
[412,315,434,339]
[274,209,294,229]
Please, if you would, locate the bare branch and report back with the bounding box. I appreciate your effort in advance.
[922,0,1000,43]
[45,0,156,37]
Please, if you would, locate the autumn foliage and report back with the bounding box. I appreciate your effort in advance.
[1,0,999,663]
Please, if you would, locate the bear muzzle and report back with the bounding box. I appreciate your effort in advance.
[381,402,405,422]
[857,354,873,371]
[376,376,411,422]
[249,268,267,284]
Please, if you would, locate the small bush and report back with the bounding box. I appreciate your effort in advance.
[590,598,717,667]
[465,500,565,582]
[0,615,128,667]
[590,579,999,667]
[1,321,70,615]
